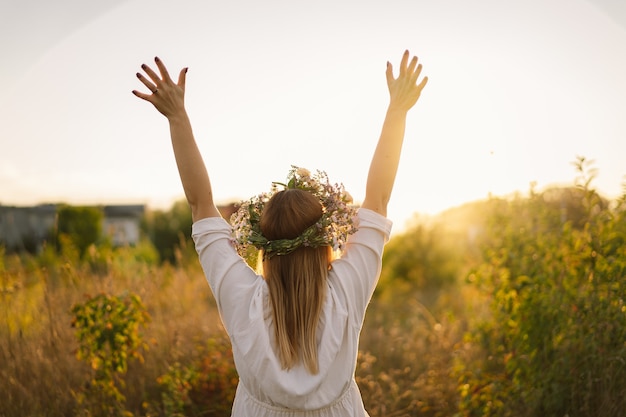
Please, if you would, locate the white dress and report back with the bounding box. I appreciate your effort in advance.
[192,208,392,416]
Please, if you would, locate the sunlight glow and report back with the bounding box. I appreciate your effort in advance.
[1,0,625,234]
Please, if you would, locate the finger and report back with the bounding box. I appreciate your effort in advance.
[410,63,423,85]
[417,75,429,92]
[399,50,409,76]
[132,90,153,101]
[177,67,188,90]
[154,56,173,83]
[385,61,394,86]
[141,63,162,85]
[136,72,157,92]
[407,56,418,76]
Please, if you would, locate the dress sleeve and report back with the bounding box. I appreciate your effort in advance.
[191,217,261,334]
[330,208,392,327]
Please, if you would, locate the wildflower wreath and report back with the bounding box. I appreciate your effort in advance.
[230,166,358,258]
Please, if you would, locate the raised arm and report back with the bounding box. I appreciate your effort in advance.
[361,50,428,217]
[133,57,220,222]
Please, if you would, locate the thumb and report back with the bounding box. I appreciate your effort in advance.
[178,67,188,90]
[385,61,394,88]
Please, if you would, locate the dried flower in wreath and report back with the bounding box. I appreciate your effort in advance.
[230,166,357,259]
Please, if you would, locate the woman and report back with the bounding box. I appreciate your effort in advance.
[133,50,427,416]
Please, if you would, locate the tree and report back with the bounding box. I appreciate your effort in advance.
[56,205,103,258]
[142,200,193,264]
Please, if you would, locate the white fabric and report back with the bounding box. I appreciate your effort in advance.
[192,208,392,416]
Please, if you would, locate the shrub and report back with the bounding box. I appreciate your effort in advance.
[57,206,103,258]
[155,335,238,417]
[71,292,150,416]
[456,158,626,417]
[142,201,193,265]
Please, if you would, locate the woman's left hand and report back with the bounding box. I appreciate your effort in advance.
[133,57,188,119]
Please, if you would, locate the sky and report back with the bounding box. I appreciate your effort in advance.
[1,0,625,232]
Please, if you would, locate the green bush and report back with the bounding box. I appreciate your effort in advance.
[155,336,238,417]
[456,158,626,417]
[379,223,462,292]
[142,201,193,265]
[57,206,103,258]
[71,292,150,416]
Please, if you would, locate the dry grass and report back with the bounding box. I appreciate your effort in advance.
[0,244,224,417]
[0,243,470,417]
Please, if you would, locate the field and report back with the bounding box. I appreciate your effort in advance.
[1,165,625,417]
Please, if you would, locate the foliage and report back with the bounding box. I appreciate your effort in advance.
[0,235,231,417]
[57,205,103,258]
[156,336,238,417]
[71,292,150,416]
[142,200,193,264]
[85,238,160,275]
[456,157,626,417]
[378,221,465,295]
[156,361,200,417]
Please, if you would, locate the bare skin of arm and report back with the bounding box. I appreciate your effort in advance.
[362,50,428,217]
[133,57,220,222]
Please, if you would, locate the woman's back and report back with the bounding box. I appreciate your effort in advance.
[259,188,331,375]
[192,208,392,415]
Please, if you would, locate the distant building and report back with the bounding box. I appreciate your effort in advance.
[0,204,146,253]
[0,204,57,252]
[103,205,145,246]
[0,203,242,254]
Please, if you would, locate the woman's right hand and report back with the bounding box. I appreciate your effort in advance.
[385,50,428,112]
[132,57,188,119]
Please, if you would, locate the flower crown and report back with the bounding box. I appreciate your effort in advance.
[230,166,358,259]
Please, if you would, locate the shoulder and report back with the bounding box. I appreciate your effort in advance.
[326,209,392,324]
[192,216,230,235]
[191,216,232,249]
[340,208,393,252]
[355,208,393,238]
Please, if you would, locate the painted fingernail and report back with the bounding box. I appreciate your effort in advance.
[136,72,141,78]
[155,56,160,62]
[184,67,189,73]
[141,64,146,69]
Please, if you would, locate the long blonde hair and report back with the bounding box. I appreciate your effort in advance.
[259,189,332,374]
